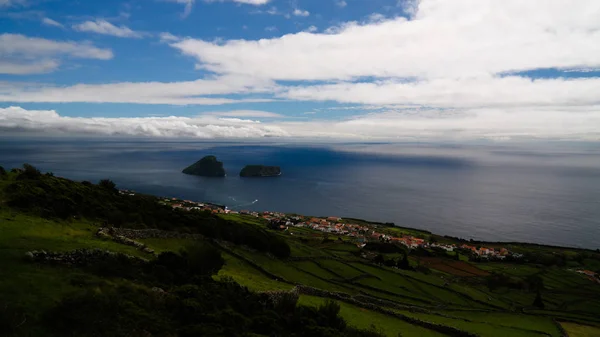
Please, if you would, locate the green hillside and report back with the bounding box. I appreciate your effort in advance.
[1,165,600,337]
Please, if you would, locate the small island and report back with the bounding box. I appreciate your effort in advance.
[240,165,281,177]
[182,156,226,177]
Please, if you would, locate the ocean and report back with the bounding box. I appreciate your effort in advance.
[1,138,599,250]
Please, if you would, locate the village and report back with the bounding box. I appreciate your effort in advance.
[138,191,525,261]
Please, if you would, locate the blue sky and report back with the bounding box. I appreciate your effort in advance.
[1,0,600,140]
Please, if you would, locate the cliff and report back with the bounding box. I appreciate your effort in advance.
[182,155,226,177]
[240,165,281,177]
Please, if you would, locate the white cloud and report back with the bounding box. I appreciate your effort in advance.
[0,60,59,75]
[169,0,600,81]
[165,0,194,18]
[73,20,144,38]
[159,32,180,42]
[3,106,599,141]
[293,8,310,17]
[41,17,64,28]
[335,1,347,8]
[366,13,386,23]
[399,0,419,18]
[0,34,112,75]
[280,107,600,141]
[305,25,318,33]
[0,75,277,105]
[0,34,113,60]
[171,0,271,17]
[265,26,278,32]
[0,106,289,138]
[282,76,600,108]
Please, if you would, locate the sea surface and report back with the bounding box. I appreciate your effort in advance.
[1,138,599,250]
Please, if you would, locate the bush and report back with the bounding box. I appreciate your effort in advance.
[99,179,117,192]
[0,166,6,177]
[19,163,41,180]
[184,244,225,277]
[43,281,382,337]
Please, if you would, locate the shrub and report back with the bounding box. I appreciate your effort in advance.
[99,179,117,192]
[19,163,41,180]
[0,166,6,177]
[184,244,225,277]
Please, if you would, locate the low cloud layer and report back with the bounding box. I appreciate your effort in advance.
[3,106,599,141]
[0,107,288,138]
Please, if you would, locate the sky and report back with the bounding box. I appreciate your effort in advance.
[1,0,600,141]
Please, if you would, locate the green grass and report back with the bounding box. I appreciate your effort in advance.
[292,260,339,280]
[0,209,147,322]
[396,310,557,337]
[298,295,447,337]
[229,247,355,293]
[319,259,365,279]
[438,310,562,336]
[0,210,145,257]
[216,252,293,292]
[560,322,600,337]
[137,237,196,254]
[348,262,481,307]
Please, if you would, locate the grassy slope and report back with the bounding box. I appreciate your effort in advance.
[0,209,148,325]
[2,173,599,337]
[298,295,446,337]
[560,322,600,337]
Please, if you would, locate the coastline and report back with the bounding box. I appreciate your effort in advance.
[153,190,598,253]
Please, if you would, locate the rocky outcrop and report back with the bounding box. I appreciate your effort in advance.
[182,156,226,177]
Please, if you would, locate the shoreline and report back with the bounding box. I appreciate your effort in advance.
[152,190,599,253]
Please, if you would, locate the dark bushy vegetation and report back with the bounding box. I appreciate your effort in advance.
[38,244,380,337]
[44,281,382,337]
[5,164,290,258]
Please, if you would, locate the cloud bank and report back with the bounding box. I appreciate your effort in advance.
[3,106,599,141]
[0,107,288,138]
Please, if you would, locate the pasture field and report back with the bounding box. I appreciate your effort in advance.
[560,322,600,337]
[3,170,600,337]
[298,295,447,337]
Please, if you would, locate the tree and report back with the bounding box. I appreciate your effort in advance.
[0,166,6,177]
[526,275,544,293]
[454,252,461,261]
[184,244,225,277]
[397,252,411,270]
[20,163,41,179]
[373,254,385,265]
[532,291,545,309]
[99,179,117,192]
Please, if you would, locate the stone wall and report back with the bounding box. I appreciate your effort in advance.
[24,248,147,266]
[101,227,204,240]
[96,228,155,254]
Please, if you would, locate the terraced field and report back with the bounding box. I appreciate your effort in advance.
[2,194,599,337]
